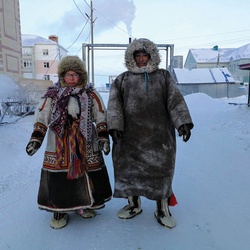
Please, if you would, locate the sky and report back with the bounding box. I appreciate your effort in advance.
[1,90,250,249]
[19,0,250,84]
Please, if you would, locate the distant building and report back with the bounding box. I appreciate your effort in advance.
[21,34,68,83]
[174,67,235,84]
[184,44,250,83]
[173,67,246,98]
[0,0,22,81]
[173,55,183,68]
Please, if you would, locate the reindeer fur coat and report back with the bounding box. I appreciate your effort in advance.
[107,38,194,201]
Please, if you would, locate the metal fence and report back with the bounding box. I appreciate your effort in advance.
[0,101,36,124]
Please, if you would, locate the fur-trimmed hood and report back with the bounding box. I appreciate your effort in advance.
[57,56,87,87]
[125,38,161,74]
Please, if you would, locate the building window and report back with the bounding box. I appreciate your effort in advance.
[23,60,32,68]
[44,75,50,80]
[22,48,31,56]
[43,49,49,56]
[44,62,49,68]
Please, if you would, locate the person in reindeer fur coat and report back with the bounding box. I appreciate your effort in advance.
[107,38,194,228]
[26,56,112,229]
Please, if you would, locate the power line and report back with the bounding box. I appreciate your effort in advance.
[66,20,89,50]
[64,0,92,51]
[175,36,250,53]
[157,29,250,43]
[42,53,59,80]
[93,5,134,39]
[74,32,91,55]
[73,0,88,21]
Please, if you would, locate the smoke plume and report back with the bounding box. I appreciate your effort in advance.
[50,0,136,38]
[94,0,136,35]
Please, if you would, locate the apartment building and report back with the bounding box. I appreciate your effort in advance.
[0,0,22,81]
[22,34,68,83]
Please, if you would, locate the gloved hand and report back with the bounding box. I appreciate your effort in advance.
[109,129,123,144]
[26,141,41,156]
[178,124,192,142]
[99,140,110,155]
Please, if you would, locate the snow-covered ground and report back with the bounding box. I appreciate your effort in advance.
[0,92,250,250]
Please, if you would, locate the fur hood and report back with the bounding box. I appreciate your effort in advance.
[57,56,87,87]
[125,38,161,74]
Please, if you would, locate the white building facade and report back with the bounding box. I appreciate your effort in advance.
[22,34,68,83]
[184,44,250,83]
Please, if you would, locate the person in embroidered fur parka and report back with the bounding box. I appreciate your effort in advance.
[107,38,194,228]
[26,56,112,229]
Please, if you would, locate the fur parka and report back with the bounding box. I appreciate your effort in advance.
[107,38,194,201]
[29,84,112,212]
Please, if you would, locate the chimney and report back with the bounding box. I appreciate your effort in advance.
[49,35,58,43]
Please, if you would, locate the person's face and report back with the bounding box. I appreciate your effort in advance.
[134,52,150,68]
[63,71,80,87]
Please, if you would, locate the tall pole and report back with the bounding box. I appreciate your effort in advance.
[90,0,94,85]
[248,71,250,107]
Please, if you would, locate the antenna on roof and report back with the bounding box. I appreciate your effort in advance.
[216,53,220,67]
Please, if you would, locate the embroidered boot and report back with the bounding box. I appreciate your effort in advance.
[77,209,96,218]
[50,212,69,229]
[154,199,176,228]
[117,196,142,219]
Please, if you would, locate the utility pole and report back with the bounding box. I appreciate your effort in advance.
[90,0,94,85]
[83,0,95,85]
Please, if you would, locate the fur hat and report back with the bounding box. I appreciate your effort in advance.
[133,49,150,58]
[57,56,87,87]
[125,38,161,74]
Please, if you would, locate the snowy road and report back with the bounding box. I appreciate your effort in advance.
[0,93,250,250]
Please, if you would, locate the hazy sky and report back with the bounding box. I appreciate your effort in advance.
[20,0,250,84]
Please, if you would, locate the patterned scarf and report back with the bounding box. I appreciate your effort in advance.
[43,86,93,179]
[67,120,87,180]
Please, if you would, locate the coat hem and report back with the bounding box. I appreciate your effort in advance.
[38,204,93,213]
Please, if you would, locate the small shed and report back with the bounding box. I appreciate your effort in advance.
[238,63,250,106]
[173,67,246,98]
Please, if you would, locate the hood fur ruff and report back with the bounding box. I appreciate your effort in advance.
[125,38,161,74]
[57,56,87,87]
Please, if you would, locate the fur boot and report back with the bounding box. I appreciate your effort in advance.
[117,196,142,219]
[76,209,96,218]
[50,212,69,229]
[154,199,176,228]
